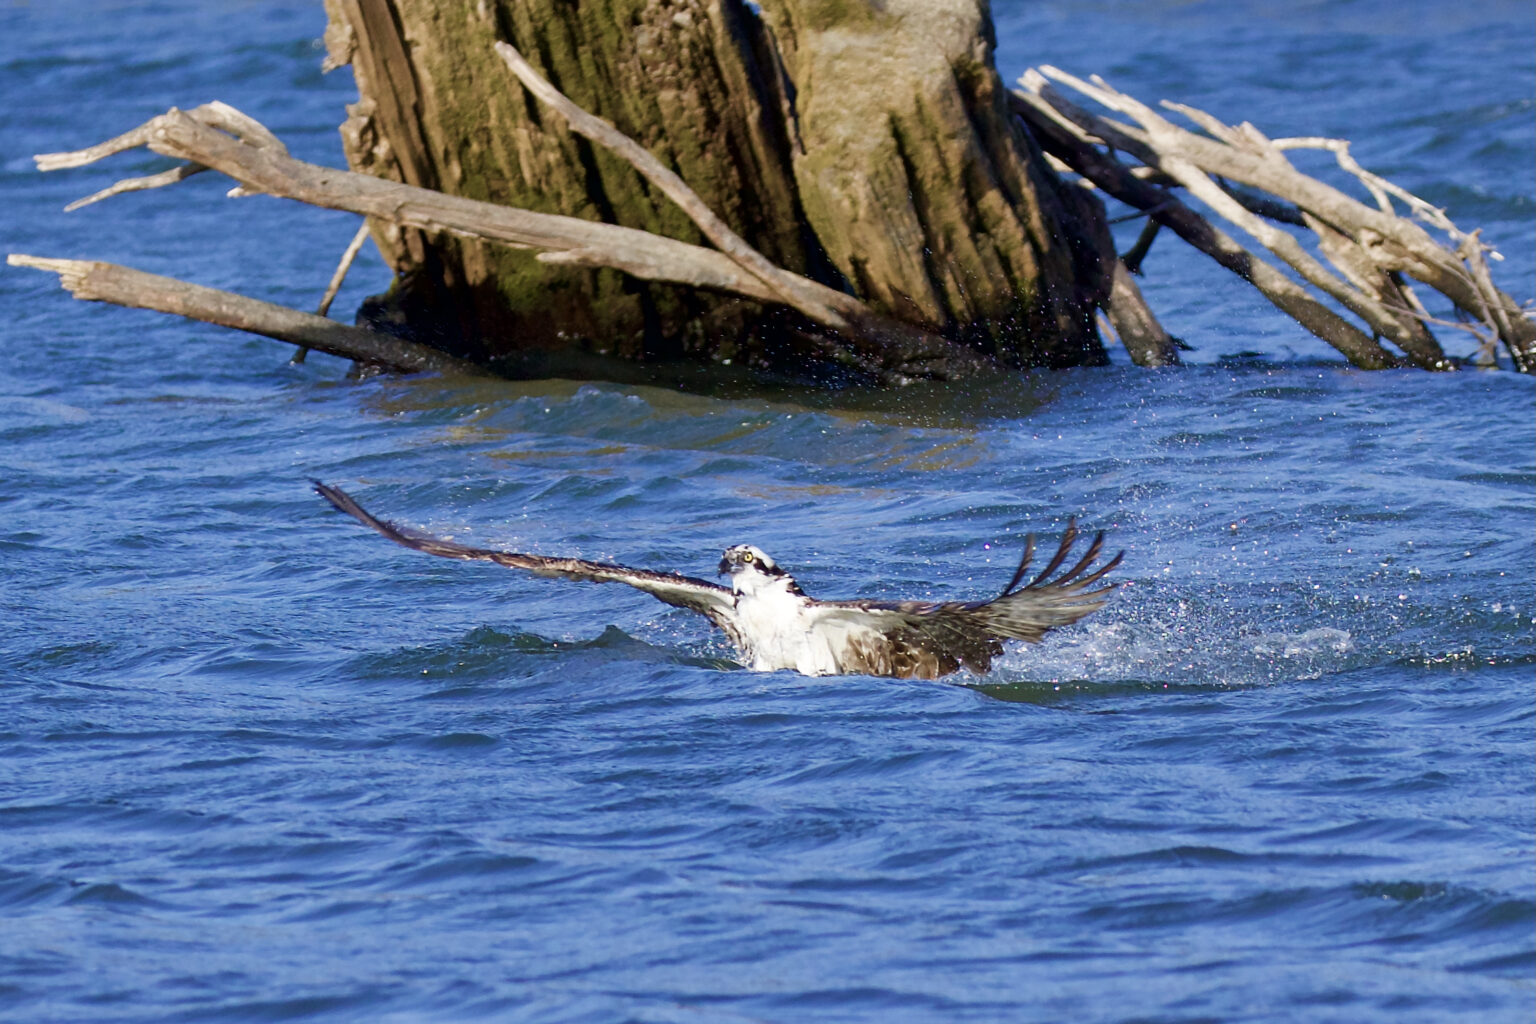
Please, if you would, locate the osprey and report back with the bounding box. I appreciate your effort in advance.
[314,482,1123,680]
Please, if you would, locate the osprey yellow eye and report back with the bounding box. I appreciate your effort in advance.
[742,551,754,563]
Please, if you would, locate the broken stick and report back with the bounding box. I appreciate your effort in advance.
[8,254,486,377]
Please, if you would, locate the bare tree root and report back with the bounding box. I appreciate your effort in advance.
[1014,68,1536,373]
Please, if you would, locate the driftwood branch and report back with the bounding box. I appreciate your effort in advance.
[1015,67,1536,373]
[1052,180,1179,367]
[64,162,208,213]
[1024,68,1444,368]
[27,96,989,383]
[34,104,791,300]
[316,221,372,318]
[1103,261,1178,367]
[291,219,374,364]
[1011,82,1403,369]
[8,254,485,377]
[1119,217,1161,275]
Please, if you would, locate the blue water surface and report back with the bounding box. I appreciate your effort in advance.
[1,2,1533,1022]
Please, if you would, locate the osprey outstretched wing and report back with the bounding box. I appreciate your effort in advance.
[805,522,1122,678]
[313,481,737,629]
[314,482,1121,680]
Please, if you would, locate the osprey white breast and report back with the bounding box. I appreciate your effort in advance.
[717,544,843,675]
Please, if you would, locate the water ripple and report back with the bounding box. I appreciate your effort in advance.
[1,2,1532,1022]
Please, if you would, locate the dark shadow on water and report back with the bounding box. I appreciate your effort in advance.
[968,676,1229,706]
[358,361,1071,430]
[347,624,738,688]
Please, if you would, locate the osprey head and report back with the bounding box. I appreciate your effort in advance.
[718,544,786,589]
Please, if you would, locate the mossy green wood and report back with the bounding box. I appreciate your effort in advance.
[325,0,1109,371]
[328,0,812,364]
[763,0,1106,366]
